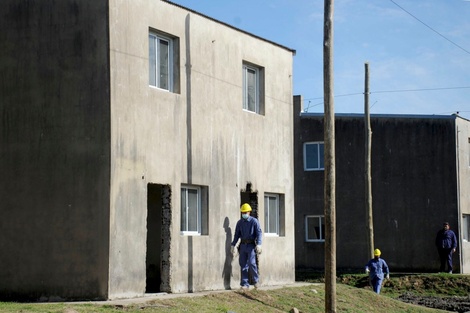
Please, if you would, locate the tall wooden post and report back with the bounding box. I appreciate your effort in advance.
[323,0,336,312]
[364,63,374,259]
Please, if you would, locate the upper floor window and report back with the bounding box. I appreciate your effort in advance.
[180,185,208,235]
[149,30,179,92]
[243,62,264,115]
[305,215,325,242]
[304,142,324,171]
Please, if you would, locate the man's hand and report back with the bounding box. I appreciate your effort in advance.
[365,268,370,274]
[231,245,235,255]
[386,274,390,280]
[256,245,262,255]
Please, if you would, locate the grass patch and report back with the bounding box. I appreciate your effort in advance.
[0,283,448,313]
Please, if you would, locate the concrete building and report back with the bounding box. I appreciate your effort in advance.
[0,0,296,300]
[293,96,470,273]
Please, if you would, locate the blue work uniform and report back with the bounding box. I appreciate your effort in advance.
[435,228,457,273]
[365,257,389,294]
[231,216,262,287]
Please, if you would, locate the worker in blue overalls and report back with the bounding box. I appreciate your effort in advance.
[231,203,263,290]
[365,248,390,294]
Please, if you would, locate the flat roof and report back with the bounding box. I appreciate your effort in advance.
[299,112,470,121]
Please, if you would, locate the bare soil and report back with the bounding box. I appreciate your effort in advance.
[339,273,470,312]
[397,292,470,313]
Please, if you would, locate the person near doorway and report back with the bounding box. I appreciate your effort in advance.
[435,222,457,273]
[231,203,262,290]
[365,248,390,294]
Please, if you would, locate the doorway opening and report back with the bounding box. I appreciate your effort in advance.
[240,182,259,285]
[240,182,258,218]
[146,183,172,293]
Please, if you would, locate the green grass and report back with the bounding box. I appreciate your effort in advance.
[0,283,449,313]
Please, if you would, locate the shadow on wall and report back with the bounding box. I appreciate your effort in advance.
[222,216,233,289]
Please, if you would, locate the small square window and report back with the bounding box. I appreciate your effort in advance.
[264,193,285,236]
[304,142,324,171]
[180,185,208,235]
[264,194,279,235]
[242,62,264,115]
[305,215,325,242]
[468,137,470,167]
[463,214,470,242]
[149,30,179,92]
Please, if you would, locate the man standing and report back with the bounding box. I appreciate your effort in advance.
[435,222,457,273]
[231,203,262,290]
[365,248,390,294]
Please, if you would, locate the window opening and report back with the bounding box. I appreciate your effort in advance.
[304,142,325,171]
[305,215,325,242]
[149,32,174,91]
[264,194,279,235]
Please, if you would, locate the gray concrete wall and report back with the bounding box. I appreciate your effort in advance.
[294,96,462,272]
[108,0,295,298]
[0,1,111,300]
[456,117,470,273]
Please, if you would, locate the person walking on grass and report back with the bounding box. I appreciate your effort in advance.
[231,203,262,290]
[365,248,390,294]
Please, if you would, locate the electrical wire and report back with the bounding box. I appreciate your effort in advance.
[389,0,470,55]
[304,85,470,102]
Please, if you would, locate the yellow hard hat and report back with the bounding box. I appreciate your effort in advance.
[240,203,252,213]
[374,249,381,256]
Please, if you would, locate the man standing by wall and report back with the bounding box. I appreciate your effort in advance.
[435,222,458,273]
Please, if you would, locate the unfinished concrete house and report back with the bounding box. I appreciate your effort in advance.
[0,0,296,300]
[293,96,470,274]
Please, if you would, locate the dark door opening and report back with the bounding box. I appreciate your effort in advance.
[146,183,163,293]
[240,182,259,285]
[240,182,258,219]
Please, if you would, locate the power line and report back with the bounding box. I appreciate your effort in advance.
[389,0,470,55]
[373,86,470,94]
[304,85,470,102]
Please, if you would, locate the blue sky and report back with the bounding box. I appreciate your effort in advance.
[170,0,470,119]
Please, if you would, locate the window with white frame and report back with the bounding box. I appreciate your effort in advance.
[264,194,279,235]
[242,62,264,114]
[463,214,470,242]
[149,31,179,92]
[304,142,324,171]
[180,185,208,235]
[305,215,325,242]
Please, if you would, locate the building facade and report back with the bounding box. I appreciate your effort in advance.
[0,0,296,300]
[293,96,470,274]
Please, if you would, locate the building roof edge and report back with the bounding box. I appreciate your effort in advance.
[299,112,463,120]
[163,0,296,55]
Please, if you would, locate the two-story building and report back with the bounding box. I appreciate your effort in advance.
[0,0,296,300]
[293,96,470,274]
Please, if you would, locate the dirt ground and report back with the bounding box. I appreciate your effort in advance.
[397,293,470,313]
[391,275,470,312]
[339,273,470,313]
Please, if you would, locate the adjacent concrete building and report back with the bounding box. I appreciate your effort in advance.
[293,96,470,274]
[0,0,296,300]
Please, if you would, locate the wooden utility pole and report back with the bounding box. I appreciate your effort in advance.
[323,0,336,312]
[364,62,374,259]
